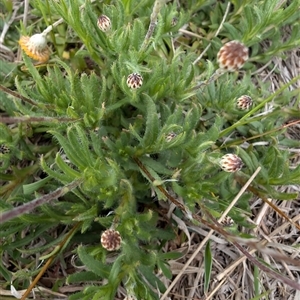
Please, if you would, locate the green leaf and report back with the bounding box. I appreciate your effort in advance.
[183,103,201,132]
[2,223,53,251]
[73,205,97,222]
[141,94,160,149]
[204,240,212,292]
[68,288,97,300]
[77,245,110,278]
[157,260,172,279]
[49,128,89,169]
[67,271,99,284]
[130,19,145,51]
[222,22,241,39]
[108,255,123,285]
[0,260,12,282]
[41,156,72,184]
[138,265,166,292]
[141,156,173,176]
[237,147,257,173]
[158,251,182,260]
[92,283,118,300]
[55,153,82,180]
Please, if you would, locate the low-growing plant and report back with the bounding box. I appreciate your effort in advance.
[0,0,299,299]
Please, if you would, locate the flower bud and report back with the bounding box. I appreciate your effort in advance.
[165,132,177,142]
[101,229,122,251]
[97,15,111,32]
[19,34,50,63]
[237,95,253,110]
[220,154,243,172]
[220,216,234,226]
[171,17,178,27]
[126,73,143,89]
[0,144,10,154]
[217,40,249,71]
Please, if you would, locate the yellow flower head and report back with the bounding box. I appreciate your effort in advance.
[19,34,50,63]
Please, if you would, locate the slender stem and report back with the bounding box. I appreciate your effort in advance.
[230,239,300,291]
[0,84,41,107]
[190,2,231,91]
[0,179,83,224]
[42,18,64,36]
[190,68,225,91]
[193,2,231,65]
[133,157,193,219]
[237,177,300,232]
[20,222,81,300]
[41,0,98,36]
[0,116,79,124]
[140,0,167,53]
[23,0,30,28]
[221,119,300,148]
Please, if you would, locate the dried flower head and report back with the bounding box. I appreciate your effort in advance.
[126,73,143,89]
[97,15,111,32]
[217,40,249,71]
[101,229,122,251]
[19,34,50,63]
[220,154,243,172]
[237,95,253,110]
[0,144,10,154]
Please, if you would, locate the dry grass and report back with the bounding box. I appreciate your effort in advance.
[148,34,300,300]
[0,1,299,300]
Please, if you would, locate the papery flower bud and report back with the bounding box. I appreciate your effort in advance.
[171,17,178,27]
[220,216,234,226]
[237,95,253,110]
[0,144,10,154]
[217,40,249,71]
[220,154,243,172]
[101,229,122,251]
[126,73,143,89]
[19,34,50,63]
[165,132,177,142]
[97,15,111,32]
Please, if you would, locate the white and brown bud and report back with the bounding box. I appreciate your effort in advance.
[171,17,178,27]
[220,216,234,227]
[0,144,10,154]
[19,34,50,63]
[237,95,253,110]
[101,229,122,251]
[97,15,111,32]
[217,40,249,71]
[220,154,243,172]
[126,73,143,89]
[165,132,177,142]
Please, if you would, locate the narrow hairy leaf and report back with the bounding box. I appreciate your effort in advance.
[77,245,110,278]
[204,240,212,292]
